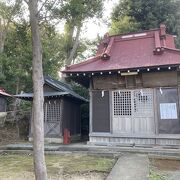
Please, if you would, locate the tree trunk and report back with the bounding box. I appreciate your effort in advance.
[0,18,5,53]
[65,21,75,60]
[28,0,48,180]
[66,24,81,65]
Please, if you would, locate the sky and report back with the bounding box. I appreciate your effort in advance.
[4,0,119,40]
[81,0,119,39]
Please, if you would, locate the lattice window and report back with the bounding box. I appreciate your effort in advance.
[44,100,61,122]
[113,91,132,116]
[113,89,153,117]
[133,89,153,117]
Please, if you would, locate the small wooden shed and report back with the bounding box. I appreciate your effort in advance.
[0,87,12,112]
[15,76,87,143]
[63,24,180,146]
[0,87,11,126]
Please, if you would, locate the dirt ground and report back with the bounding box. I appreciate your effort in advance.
[0,171,106,180]
[0,153,116,180]
[150,158,180,180]
[0,125,25,146]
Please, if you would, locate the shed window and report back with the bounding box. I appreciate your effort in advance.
[44,100,61,122]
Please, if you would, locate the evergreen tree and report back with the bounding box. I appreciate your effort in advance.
[110,0,180,47]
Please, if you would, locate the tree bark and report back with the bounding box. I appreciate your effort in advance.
[28,0,48,180]
[0,18,6,53]
[66,24,81,66]
[65,21,75,60]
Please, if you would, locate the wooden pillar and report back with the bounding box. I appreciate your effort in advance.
[89,78,93,134]
[30,104,33,138]
[109,90,113,134]
[153,88,159,136]
[60,98,64,136]
[177,70,180,122]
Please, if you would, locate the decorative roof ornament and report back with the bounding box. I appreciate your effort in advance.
[102,33,110,47]
[160,24,166,38]
[101,35,114,60]
[153,30,165,55]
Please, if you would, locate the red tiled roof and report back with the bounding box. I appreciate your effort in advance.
[63,25,180,73]
[0,87,11,97]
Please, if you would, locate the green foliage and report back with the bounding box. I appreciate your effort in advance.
[0,0,22,20]
[0,0,104,96]
[49,0,104,64]
[0,154,115,178]
[73,39,96,63]
[2,23,32,93]
[40,23,66,78]
[52,0,103,24]
[110,0,180,47]
[70,81,89,100]
[110,16,139,35]
[149,170,166,180]
[0,21,65,94]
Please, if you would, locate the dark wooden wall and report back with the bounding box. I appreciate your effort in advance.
[62,97,81,136]
[0,96,6,112]
[156,88,180,134]
[30,97,82,138]
[93,71,178,90]
[92,91,110,133]
[44,84,59,92]
[142,71,177,87]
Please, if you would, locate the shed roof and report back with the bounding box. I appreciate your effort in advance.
[62,25,180,74]
[44,76,87,102]
[14,92,69,101]
[15,76,87,102]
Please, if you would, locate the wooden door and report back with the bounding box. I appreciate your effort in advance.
[112,89,155,135]
[44,99,62,137]
[113,90,132,133]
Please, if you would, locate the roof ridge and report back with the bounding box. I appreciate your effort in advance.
[163,47,180,53]
[44,75,72,90]
[109,28,159,38]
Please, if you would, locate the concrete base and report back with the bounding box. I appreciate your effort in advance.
[29,134,81,144]
[89,135,180,146]
[29,137,63,144]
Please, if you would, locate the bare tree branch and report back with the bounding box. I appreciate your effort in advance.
[23,0,29,5]
[37,0,50,15]
[37,0,60,16]
[66,23,82,65]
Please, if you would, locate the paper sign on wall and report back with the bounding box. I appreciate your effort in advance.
[160,103,177,119]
